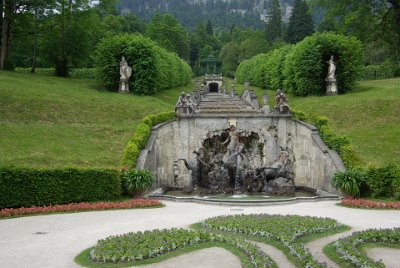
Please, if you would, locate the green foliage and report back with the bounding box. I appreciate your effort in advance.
[121,111,176,167]
[365,165,400,198]
[358,63,400,81]
[263,45,293,90]
[95,33,191,95]
[285,0,314,44]
[145,14,190,60]
[236,53,269,87]
[15,67,96,79]
[122,169,154,193]
[331,228,400,268]
[89,228,274,267]
[204,214,344,267]
[332,169,366,197]
[284,32,363,96]
[0,167,121,209]
[313,0,400,63]
[265,0,283,43]
[0,71,180,168]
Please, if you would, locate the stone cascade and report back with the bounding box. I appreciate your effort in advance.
[197,93,259,115]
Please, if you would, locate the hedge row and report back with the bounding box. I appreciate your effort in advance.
[358,63,400,81]
[236,32,363,96]
[95,34,192,95]
[15,67,97,79]
[0,167,121,209]
[121,111,176,167]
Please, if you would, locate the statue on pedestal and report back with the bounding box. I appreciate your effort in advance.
[274,90,290,114]
[326,55,338,95]
[119,56,132,93]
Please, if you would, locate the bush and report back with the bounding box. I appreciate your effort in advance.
[264,45,293,90]
[358,63,399,81]
[122,169,154,194]
[121,111,176,167]
[235,53,268,87]
[284,32,363,96]
[0,167,121,209]
[95,33,191,95]
[332,169,367,197]
[365,165,400,198]
[70,68,96,79]
[15,67,55,76]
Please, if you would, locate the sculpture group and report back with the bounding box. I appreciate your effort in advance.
[176,126,295,195]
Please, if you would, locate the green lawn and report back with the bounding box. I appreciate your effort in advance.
[1,71,398,168]
[289,78,400,167]
[0,71,186,168]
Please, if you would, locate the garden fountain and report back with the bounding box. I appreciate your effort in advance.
[138,79,344,203]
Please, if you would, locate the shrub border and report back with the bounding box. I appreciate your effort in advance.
[121,111,176,167]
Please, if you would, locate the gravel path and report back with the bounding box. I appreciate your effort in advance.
[1,200,399,268]
[305,229,355,268]
[366,247,400,268]
[137,247,242,268]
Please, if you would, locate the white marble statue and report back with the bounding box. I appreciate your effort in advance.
[119,56,132,93]
[326,55,338,95]
[327,55,336,80]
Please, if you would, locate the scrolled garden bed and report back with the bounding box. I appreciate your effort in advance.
[84,228,274,268]
[326,228,400,268]
[77,214,350,268]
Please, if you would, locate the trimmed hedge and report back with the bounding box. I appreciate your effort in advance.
[358,63,400,81]
[95,33,192,95]
[0,167,121,209]
[15,67,96,79]
[121,111,176,167]
[235,32,363,95]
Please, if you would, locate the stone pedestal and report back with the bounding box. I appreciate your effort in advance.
[326,78,338,96]
[119,78,130,93]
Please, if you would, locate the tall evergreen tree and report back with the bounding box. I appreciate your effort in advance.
[285,0,314,44]
[265,0,282,43]
[205,19,213,36]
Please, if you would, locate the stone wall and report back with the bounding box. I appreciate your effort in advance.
[136,115,345,193]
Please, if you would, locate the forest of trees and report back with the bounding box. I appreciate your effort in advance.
[1,0,399,79]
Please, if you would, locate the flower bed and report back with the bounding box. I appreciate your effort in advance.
[0,199,162,218]
[331,228,400,268]
[341,198,400,209]
[203,214,344,268]
[89,228,274,267]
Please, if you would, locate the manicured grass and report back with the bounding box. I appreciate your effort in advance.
[1,71,398,168]
[289,78,400,167]
[0,71,188,168]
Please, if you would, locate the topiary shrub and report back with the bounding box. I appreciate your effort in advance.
[0,167,121,209]
[283,32,363,96]
[95,34,191,95]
